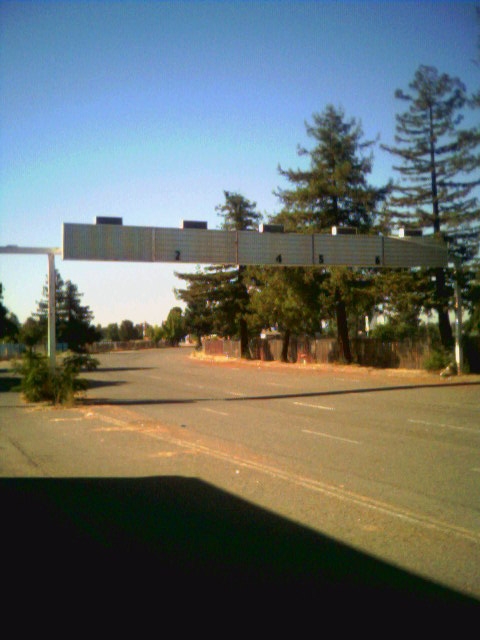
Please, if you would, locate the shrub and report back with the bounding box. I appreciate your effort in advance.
[62,352,99,373]
[423,348,453,372]
[13,351,94,405]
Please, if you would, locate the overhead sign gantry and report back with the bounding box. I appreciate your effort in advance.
[62,219,448,268]
[1,218,451,372]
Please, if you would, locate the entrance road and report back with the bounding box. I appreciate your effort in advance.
[1,347,479,608]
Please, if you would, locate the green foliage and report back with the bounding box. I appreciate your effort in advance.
[463,268,480,336]
[275,105,390,232]
[104,323,121,341]
[176,192,262,358]
[247,266,323,335]
[382,65,479,242]
[381,65,480,348]
[272,105,389,362]
[423,348,454,372]
[118,319,142,341]
[216,190,262,231]
[162,307,186,346]
[14,352,83,405]
[146,324,165,344]
[369,323,399,342]
[0,283,20,342]
[62,352,99,373]
[35,271,100,351]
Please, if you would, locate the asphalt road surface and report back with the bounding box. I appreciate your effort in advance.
[1,347,479,614]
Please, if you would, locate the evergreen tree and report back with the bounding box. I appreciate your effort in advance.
[175,268,216,348]
[274,105,389,362]
[162,306,186,346]
[382,65,480,347]
[0,283,20,342]
[472,6,480,108]
[118,319,140,342]
[247,266,324,361]
[105,323,121,341]
[19,317,44,349]
[216,191,261,357]
[176,191,261,358]
[215,190,262,231]
[35,271,99,351]
[59,280,98,349]
[370,269,431,339]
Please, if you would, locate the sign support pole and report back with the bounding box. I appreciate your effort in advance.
[0,246,60,370]
[48,252,56,371]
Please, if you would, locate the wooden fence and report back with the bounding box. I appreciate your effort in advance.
[203,335,480,371]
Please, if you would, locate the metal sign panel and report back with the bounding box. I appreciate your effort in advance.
[237,231,312,265]
[314,235,384,266]
[383,237,447,268]
[63,223,448,267]
[63,223,153,261]
[154,228,236,264]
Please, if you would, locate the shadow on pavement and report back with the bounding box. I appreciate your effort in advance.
[0,375,21,392]
[1,476,477,612]
[84,379,127,390]
[78,380,480,407]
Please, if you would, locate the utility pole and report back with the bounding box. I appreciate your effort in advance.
[0,246,61,371]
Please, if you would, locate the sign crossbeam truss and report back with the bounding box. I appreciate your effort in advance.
[62,223,448,268]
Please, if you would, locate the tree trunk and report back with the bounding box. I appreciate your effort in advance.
[428,109,453,349]
[281,329,291,363]
[435,268,453,349]
[335,288,352,363]
[239,317,250,359]
[237,266,251,359]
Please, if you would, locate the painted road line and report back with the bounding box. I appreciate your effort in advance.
[302,429,361,445]
[408,419,479,435]
[202,407,229,416]
[147,375,206,390]
[293,401,335,411]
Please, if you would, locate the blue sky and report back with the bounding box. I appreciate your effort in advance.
[1,0,479,327]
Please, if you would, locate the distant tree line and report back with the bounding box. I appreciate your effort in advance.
[97,307,186,347]
[0,276,187,352]
[1,273,101,353]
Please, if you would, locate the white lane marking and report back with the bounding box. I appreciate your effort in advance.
[408,419,478,434]
[302,429,360,445]
[227,390,243,396]
[293,401,335,411]
[203,407,229,416]
[147,375,206,390]
[50,417,84,422]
